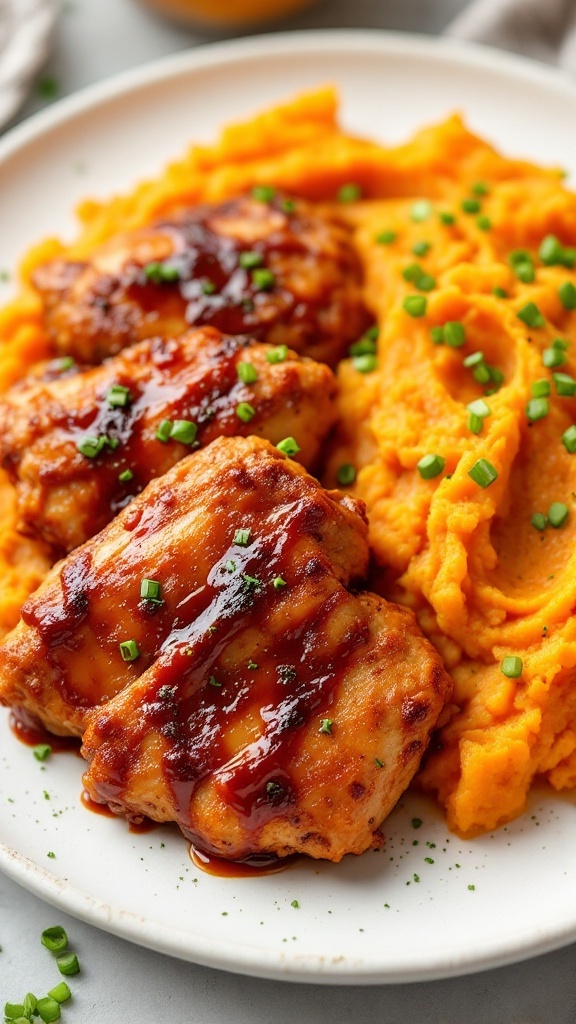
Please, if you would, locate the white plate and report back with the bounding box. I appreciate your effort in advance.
[2,30,576,985]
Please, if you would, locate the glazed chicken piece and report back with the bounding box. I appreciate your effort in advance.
[32,193,370,367]
[0,326,336,552]
[0,436,451,862]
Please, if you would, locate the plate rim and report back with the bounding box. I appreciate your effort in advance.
[2,27,576,166]
[2,28,576,984]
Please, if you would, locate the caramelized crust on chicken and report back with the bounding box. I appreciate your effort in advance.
[0,327,336,552]
[32,194,370,367]
[0,436,451,861]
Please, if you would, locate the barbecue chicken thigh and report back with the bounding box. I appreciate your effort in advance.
[32,194,370,367]
[0,436,451,861]
[0,327,336,552]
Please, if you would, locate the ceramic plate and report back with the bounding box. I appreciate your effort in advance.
[2,31,576,985]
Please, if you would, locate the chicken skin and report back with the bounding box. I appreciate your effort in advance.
[32,193,370,367]
[0,436,451,861]
[0,327,336,552]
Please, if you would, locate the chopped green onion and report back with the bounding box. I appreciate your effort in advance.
[562,425,576,453]
[243,574,262,590]
[319,718,333,734]
[461,198,481,214]
[23,994,37,1017]
[471,181,489,196]
[553,372,576,397]
[501,656,523,678]
[417,454,445,480]
[47,983,71,1004]
[140,578,162,603]
[468,413,483,434]
[440,211,455,226]
[444,321,466,348]
[468,458,498,488]
[41,926,68,953]
[416,273,436,292]
[539,234,575,267]
[251,185,276,203]
[265,344,288,364]
[106,383,131,408]
[517,302,545,328]
[548,502,569,528]
[403,295,427,318]
[352,353,378,373]
[376,229,396,244]
[349,335,377,357]
[239,251,264,270]
[155,418,173,442]
[276,437,300,457]
[337,463,356,486]
[247,659,258,669]
[553,336,570,350]
[473,364,491,385]
[4,1005,25,1020]
[559,281,576,310]
[119,639,140,662]
[430,325,445,345]
[487,365,505,387]
[170,419,197,445]
[281,198,295,214]
[467,398,491,418]
[225,559,236,572]
[143,261,180,284]
[411,200,432,222]
[476,215,492,231]
[36,998,61,1023]
[33,744,52,762]
[412,240,431,256]
[526,397,549,421]
[543,346,566,368]
[531,379,551,398]
[55,950,78,974]
[463,350,484,369]
[234,528,251,546]
[76,435,106,458]
[201,279,217,295]
[531,512,548,531]
[236,402,256,423]
[208,675,221,687]
[403,263,423,283]
[509,249,532,268]
[337,183,362,203]
[272,576,287,589]
[515,261,535,284]
[252,268,275,291]
[237,361,258,384]
[118,468,134,483]
[58,356,75,371]
[493,287,508,299]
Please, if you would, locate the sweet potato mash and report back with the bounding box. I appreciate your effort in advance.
[2,87,576,838]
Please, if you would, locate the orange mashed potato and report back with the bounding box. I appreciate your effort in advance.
[2,88,576,838]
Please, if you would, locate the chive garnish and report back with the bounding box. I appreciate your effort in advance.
[468,459,498,488]
[417,454,445,480]
[119,639,140,662]
[236,402,256,423]
[501,656,523,678]
[403,295,427,318]
[276,437,300,457]
[375,229,396,244]
[251,268,275,291]
[319,718,333,734]
[237,361,258,384]
[265,344,288,364]
[337,463,356,486]
[548,502,569,528]
[33,744,52,762]
[233,528,251,546]
[140,579,162,603]
[517,302,545,328]
[41,926,68,953]
[337,183,363,203]
[239,251,264,270]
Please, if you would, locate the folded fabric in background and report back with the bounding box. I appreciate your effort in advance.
[447,0,576,72]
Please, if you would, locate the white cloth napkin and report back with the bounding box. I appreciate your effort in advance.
[447,0,576,73]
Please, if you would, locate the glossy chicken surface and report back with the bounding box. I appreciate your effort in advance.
[33,194,370,367]
[0,327,336,552]
[0,436,451,861]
